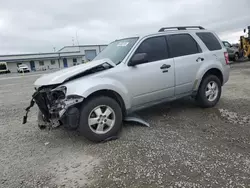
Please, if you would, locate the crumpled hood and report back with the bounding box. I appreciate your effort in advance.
[34,59,115,86]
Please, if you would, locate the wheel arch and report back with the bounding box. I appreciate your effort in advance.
[64,77,131,111]
[202,68,223,84]
[86,89,127,118]
[195,68,223,91]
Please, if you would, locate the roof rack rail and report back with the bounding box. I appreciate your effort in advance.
[158,26,205,32]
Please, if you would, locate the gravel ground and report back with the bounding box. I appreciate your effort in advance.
[0,62,250,188]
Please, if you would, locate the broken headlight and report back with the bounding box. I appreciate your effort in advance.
[50,86,67,100]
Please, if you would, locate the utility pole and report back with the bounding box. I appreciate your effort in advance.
[58,53,61,69]
[76,31,80,47]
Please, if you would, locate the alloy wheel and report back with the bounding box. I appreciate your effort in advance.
[205,81,219,102]
[88,105,116,134]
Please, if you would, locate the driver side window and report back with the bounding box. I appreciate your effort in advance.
[135,36,169,63]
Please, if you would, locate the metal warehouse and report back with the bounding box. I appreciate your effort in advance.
[0,44,107,73]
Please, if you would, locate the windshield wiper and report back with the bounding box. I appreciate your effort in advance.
[116,61,122,65]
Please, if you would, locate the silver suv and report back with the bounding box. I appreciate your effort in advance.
[24,26,230,142]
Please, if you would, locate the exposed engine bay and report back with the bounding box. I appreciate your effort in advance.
[23,85,84,129]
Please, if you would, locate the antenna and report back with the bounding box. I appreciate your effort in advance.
[72,37,75,46]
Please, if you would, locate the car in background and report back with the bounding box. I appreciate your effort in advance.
[0,62,11,74]
[17,64,31,73]
[222,41,240,61]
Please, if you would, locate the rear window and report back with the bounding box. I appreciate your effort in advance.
[167,34,202,58]
[196,32,222,51]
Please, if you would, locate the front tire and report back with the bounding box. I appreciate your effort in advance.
[78,96,122,142]
[196,75,221,108]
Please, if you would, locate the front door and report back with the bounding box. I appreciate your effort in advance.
[63,58,68,68]
[166,33,204,95]
[122,36,175,107]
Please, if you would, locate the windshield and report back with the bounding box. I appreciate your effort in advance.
[94,37,138,65]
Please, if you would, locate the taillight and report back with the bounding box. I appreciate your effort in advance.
[224,52,229,65]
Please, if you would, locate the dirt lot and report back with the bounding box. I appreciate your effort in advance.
[1,62,250,188]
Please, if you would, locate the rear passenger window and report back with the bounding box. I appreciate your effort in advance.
[196,32,222,51]
[135,36,168,62]
[167,34,201,58]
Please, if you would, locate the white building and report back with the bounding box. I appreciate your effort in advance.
[0,44,107,73]
[59,45,107,61]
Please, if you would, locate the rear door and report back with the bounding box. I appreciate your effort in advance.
[196,32,226,65]
[166,33,204,95]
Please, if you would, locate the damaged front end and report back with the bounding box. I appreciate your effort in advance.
[23,59,116,129]
[23,85,84,129]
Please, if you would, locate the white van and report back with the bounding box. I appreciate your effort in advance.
[0,62,11,74]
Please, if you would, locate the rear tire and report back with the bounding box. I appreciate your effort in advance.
[234,53,239,61]
[78,96,122,142]
[196,75,221,108]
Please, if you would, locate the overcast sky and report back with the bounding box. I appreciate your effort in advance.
[0,0,249,55]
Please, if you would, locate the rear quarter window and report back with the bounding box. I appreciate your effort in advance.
[196,32,222,51]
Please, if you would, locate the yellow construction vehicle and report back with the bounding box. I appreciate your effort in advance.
[239,26,250,59]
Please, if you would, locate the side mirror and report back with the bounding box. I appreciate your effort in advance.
[128,53,148,66]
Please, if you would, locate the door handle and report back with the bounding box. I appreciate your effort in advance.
[160,64,171,69]
[196,57,204,62]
